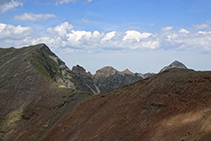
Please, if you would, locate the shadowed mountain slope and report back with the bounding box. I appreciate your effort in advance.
[0,44,89,141]
[72,65,148,94]
[42,69,211,141]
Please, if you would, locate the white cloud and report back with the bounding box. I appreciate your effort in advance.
[123,30,152,42]
[0,0,23,13]
[47,22,73,39]
[67,30,92,44]
[159,27,211,51]
[14,13,56,21]
[1,21,211,54]
[179,28,190,34]
[194,23,209,30]
[161,26,174,31]
[0,22,33,40]
[101,31,116,42]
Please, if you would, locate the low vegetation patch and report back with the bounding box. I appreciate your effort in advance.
[143,103,167,110]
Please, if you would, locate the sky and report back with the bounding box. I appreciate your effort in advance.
[1,0,211,74]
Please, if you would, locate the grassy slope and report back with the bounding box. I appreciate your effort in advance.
[42,69,211,141]
[0,44,89,141]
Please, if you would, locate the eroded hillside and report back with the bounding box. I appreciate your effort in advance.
[42,69,211,141]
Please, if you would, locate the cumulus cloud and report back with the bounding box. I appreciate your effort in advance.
[0,0,23,13]
[1,21,211,53]
[47,22,73,39]
[101,31,116,42]
[179,29,190,34]
[123,30,152,42]
[0,22,33,40]
[194,23,209,30]
[14,13,56,21]
[159,27,211,51]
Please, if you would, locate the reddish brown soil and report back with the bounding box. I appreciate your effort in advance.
[42,69,211,141]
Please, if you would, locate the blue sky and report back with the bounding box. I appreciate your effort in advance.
[1,0,211,74]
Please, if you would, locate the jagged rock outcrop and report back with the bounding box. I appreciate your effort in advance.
[138,72,155,79]
[160,60,187,73]
[70,65,152,94]
[72,65,86,75]
[93,67,143,93]
[70,65,97,94]
[119,69,134,75]
[95,66,118,78]
[68,65,147,94]
[29,44,75,89]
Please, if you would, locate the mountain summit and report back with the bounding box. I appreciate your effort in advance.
[159,60,187,73]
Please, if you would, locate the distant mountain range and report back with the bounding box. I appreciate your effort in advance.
[0,43,196,141]
[70,57,187,94]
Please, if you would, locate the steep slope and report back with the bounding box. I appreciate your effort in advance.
[0,44,89,141]
[42,68,211,141]
[71,65,97,94]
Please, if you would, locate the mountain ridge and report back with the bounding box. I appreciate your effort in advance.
[0,43,208,141]
[0,44,90,141]
[0,44,189,95]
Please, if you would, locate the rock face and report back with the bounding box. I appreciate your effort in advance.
[95,66,118,77]
[93,67,143,93]
[72,65,87,75]
[138,72,155,79]
[119,69,134,75]
[160,60,187,73]
[71,65,97,94]
[69,65,150,94]
[72,66,148,94]
[31,43,75,89]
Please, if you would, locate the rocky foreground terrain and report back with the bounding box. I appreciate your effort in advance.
[1,43,210,141]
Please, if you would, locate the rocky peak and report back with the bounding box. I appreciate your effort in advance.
[40,43,57,57]
[95,66,118,77]
[72,65,87,75]
[160,60,187,73]
[119,69,134,75]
